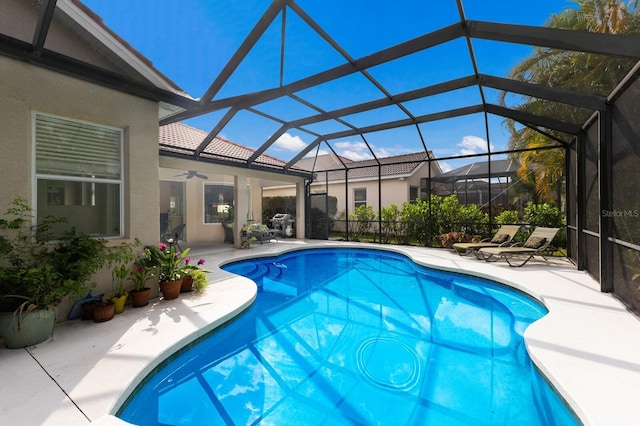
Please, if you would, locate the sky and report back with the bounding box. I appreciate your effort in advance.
[81,0,574,172]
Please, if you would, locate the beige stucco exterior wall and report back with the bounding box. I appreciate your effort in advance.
[319,179,409,217]
[265,161,440,218]
[0,55,161,308]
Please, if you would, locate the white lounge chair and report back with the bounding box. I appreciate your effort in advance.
[477,227,561,267]
[452,224,522,257]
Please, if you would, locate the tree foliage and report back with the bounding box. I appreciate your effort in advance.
[502,0,640,202]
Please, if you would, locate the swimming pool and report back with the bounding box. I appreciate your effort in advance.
[119,248,578,425]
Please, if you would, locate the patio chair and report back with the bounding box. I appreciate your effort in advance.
[162,224,185,252]
[251,228,278,244]
[452,225,522,257]
[477,227,561,267]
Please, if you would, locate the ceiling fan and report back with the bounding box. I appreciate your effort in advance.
[175,170,208,179]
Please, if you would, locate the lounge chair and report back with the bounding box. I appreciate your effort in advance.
[477,227,561,267]
[452,225,522,256]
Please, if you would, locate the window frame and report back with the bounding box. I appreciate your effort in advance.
[203,182,252,224]
[32,112,124,238]
[354,188,367,209]
[203,182,234,224]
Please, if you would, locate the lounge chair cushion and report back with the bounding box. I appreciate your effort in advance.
[523,236,546,249]
[491,233,510,244]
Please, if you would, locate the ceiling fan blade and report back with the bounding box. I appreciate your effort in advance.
[174,170,206,179]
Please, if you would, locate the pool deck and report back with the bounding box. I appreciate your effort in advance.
[1,240,640,425]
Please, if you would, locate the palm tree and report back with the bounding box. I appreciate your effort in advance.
[501,0,640,202]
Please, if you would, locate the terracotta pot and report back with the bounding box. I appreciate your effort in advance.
[130,288,151,308]
[93,302,115,323]
[180,275,194,293]
[160,279,182,300]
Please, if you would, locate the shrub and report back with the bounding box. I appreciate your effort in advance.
[400,199,430,246]
[523,201,566,248]
[379,204,400,244]
[438,231,480,248]
[348,205,375,241]
[495,209,520,225]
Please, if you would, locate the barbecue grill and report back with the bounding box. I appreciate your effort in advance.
[270,213,295,237]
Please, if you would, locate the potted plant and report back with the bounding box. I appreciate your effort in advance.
[180,257,208,293]
[0,197,115,347]
[129,248,155,307]
[189,268,210,293]
[110,263,130,314]
[147,243,191,300]
[107,240,142,314]
[92,296,115,323]
[240,223,257,249]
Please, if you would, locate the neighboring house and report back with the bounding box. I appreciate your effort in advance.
[0,0,306,305]
[431,159,522,208]
[265,152,442,218]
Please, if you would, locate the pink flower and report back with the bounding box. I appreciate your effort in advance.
[185,257,191,265]
[158,242,167,251]
[197,259,205,266]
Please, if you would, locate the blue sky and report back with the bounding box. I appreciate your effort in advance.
[82,0,573,171]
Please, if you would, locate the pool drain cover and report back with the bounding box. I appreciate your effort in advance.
[356,337,420,391]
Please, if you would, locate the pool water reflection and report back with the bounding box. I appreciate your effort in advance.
[119,248,577,425]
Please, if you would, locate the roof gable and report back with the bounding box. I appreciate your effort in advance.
[159,123,288,169]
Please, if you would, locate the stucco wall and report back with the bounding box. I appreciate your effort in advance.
[265,162,440,217]
[0,55,161,308]
[321,179,409,217]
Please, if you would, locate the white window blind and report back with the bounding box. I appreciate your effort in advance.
[35,114,121,179]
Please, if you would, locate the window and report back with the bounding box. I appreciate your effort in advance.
[204,183,234,224]
[420,178,429,200]
[203,183,252,223]
[410,186,419,203]
[354,188,367,209]
[34,113,122,237]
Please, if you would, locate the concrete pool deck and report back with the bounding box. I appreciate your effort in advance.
[1,240,639,425]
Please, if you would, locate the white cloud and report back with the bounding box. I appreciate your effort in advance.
[457,135,493,155]
[301,139,414,161]
[342,150,373,161]
[332,140,373,161]
[439,161,453,173]
[274,132,307,151]
[335,141,368,150]
[304,149,330,158]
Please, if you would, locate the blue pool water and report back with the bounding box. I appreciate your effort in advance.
[119,248,578,425]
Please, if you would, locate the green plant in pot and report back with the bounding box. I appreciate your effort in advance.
[189,268,210,293]
[147,243,191,300]
[180,257,210,293]
[0,197,115,348]
[107,240,142,314]
[111,263,130,314]
[129,247,155,307]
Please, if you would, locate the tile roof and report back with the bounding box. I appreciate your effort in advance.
[159,123,289,169]
[307,152,432,181]
[432,159,520,183]
[292,154,354,171]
